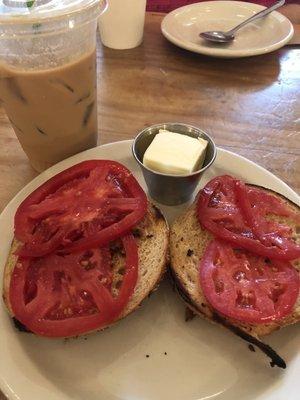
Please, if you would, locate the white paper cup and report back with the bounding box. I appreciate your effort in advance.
[98,0,146,49]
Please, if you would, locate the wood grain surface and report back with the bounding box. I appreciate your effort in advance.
[0,11,299,400]
[0,13,299,218]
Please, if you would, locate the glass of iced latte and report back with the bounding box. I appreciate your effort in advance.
[0,0,107,172]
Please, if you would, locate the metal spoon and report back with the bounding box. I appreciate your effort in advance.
[199,0,285,43]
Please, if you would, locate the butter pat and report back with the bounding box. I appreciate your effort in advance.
[143,129,208,174]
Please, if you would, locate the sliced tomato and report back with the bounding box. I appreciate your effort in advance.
[15,160,147,258]
[9,234,138,337]
[200,240,299,324]
[197,175,300,261]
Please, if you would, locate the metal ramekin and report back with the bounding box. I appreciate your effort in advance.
[132,122,217,205]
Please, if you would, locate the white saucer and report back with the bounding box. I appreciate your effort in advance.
[161,1,294,58]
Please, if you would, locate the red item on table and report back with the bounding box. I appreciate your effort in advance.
[147,0,296,13]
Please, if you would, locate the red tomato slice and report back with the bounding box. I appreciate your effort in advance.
[197,175,300,261]
[200,240,299,324]
[15,160,147,258]
[9,234,138,337]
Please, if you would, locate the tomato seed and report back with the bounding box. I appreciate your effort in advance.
[233,271,247,282]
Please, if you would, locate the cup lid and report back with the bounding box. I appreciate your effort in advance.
[0,0,106,23]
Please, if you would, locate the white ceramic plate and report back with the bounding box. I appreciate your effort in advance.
[161,1,294,58]
[0,141,299,400]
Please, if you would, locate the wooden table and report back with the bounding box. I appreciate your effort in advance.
[0,12,299,217]
[0,12,299,400]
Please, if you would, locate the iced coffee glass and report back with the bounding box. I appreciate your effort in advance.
[0,0,107,172]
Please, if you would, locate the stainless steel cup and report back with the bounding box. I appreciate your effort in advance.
[132,122,217,205]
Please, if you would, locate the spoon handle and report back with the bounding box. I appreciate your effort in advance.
[226,0,285,36]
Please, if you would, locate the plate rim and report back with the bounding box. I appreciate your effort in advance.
[161,0,294,58]
[0,139,299,400]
